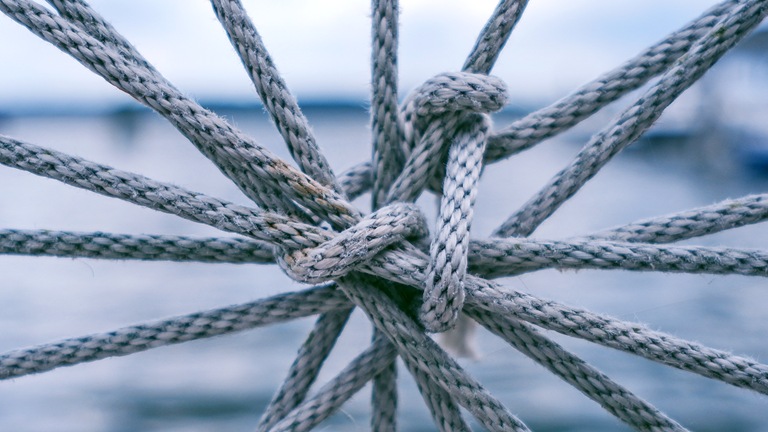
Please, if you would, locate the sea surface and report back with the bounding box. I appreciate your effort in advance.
[1,106,767,431]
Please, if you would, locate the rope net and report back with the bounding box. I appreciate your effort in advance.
[0,0,767,430]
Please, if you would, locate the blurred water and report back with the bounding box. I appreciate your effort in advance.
[1,107,768,431]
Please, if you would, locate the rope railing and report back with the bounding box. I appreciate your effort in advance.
[1,0,767,430]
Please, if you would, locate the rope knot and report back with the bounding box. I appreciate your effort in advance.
[277,202,427,284]
[407,71,508,118]
[395,72,505,333]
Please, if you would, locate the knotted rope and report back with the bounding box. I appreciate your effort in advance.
[1,0,768,430]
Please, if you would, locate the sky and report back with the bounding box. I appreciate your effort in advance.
[0,0,724,110]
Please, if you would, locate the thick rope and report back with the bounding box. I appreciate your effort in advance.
[7,128,768,394]
[0,284,347,380]
[421,114,489,331]
[1,0,767,430]
[469,237,768,278]
[269,336,396,432]
[462,0,529,74]
[370,0,403,209]
[467,277,768,395]
[467,308,687,431]
[0,135,335,250]
[0,229,276,263]
[401,352,472,432]
[588,193,768,243]
[211,0,342,194]
[339,274,530,432]
[256,307,353,431]
[494,0,768,237]
[0,0,358,227]
[483,0,740,162]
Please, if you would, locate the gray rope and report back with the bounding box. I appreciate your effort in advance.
[0,0,358,227]
[466,308,687,432]
[0,229,275,263]
[369,2,404,421]
[8,127,768,402]
[494,0,768,237]
[277,202,426,284]
[469,237,768,278]
[462,0,529,74]
[0,284,348,380]
[17,181,768,266]
[41,0,306,221]
[2,1,768,430]
[8,226,768,283]
[256,307,353,431]
[0,135,332,250]
[421,113,489,332]
[588,193,768,244]
[45,0,157,73]
[467,277,768,395]
[370,0,403,209]
[395,72,508,199]
[211,0,342,194]
[483,0,740,162]
[0,136,426,264]
[339,274,531,432]
[401,351,472,432]
[269,336,396,432]
[339,161,373,201]
[370,341,398,432]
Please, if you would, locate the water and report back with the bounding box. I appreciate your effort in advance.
[1,106,767,431]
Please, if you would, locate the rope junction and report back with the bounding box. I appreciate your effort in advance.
[1,0,767,430]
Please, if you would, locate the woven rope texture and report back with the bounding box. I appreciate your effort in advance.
[1,0,768,430]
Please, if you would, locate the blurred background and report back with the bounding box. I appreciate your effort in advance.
[1,1,768,430]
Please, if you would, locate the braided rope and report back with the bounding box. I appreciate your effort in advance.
[256,307,353,431]
[211,0,342,194]
[0,0,767,430]
[494,0,768,237]
[466,307,687,431]
[0,284,347,380]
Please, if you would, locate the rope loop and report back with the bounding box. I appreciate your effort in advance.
[400,71,508,161]
[277,202,427,284]
[420,113,491,332]
[385,72,508,204]
[382,71,508,332]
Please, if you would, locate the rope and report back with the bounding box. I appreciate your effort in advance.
[211,0,343,194]
[494,0,768,237]
[483,0,741,162]
[466,307,687,431]
[0,284,347,380]
[1,0,767,430]
[256,307,353,431]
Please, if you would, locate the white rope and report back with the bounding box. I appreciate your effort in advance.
[0,0,767,430]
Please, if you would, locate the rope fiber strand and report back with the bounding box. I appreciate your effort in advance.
[1,0,767,430]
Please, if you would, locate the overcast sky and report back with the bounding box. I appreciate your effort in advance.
[0,0,721,110]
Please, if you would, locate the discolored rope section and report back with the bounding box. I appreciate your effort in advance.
[211,0,342,194]
[0,0,359,227]
[1,0,768,430]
